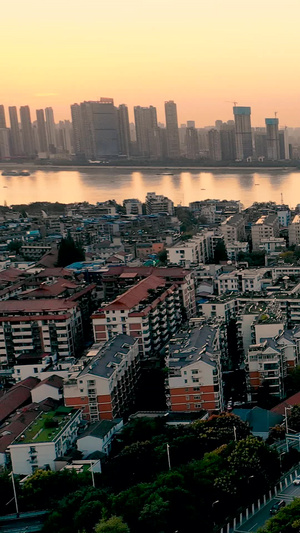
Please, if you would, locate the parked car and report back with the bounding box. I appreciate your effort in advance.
[270,500,286,515]
[293,475,300,486]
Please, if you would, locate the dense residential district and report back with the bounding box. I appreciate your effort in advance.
[3,195,300,533]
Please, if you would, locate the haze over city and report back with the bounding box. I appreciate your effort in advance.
[2,0,300,126]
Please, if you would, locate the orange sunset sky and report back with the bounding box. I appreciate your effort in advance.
[1,0,300,127]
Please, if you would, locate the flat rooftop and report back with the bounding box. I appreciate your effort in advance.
[14,406,77,444]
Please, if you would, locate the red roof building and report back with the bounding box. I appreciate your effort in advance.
[92,275,182,358]
[0,377,40,424]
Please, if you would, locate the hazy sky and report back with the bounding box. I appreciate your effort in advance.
[1,0,300,126]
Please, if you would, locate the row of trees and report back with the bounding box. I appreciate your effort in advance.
[1,414,287,533]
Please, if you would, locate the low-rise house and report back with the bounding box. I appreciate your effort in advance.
[232,407,283,440]
[0,377,40,425]
[31,375,63,403]
[77,419,123,456]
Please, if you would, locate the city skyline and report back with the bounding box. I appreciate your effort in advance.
[2,0,300,126]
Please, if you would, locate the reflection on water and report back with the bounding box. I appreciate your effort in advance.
[0,168,299,208]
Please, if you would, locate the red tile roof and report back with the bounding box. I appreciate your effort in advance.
[36,267,73,279]
[0,299,77,314]
[20,279,79,298]
[103,266,191,279]
[102,275,166,311]
[33,374,63,390]
[271,392,300,415]
[0,377,40,424]
[0,268,25,284]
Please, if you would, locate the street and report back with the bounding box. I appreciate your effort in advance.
[236,482,300,532]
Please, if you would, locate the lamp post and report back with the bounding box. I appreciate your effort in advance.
[90,460,95,488]
[233,425,237,442]
[10,472,19,518]
[212,500,220,527]
[285,406,293,452]
[279,452,286,470]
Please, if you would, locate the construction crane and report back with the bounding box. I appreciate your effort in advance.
[226,101,238,107]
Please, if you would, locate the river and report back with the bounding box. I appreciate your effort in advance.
[0,166,299,208]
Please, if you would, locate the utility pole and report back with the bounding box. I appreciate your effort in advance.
[166,443,171,471]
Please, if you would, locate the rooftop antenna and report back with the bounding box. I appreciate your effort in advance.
[275,111,278,118]
[281,192,284,205]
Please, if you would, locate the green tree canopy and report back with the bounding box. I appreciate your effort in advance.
[214,241,228,263]
[56,233,85,267]
[94,516,130,533]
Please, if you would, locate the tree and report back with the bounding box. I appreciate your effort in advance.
[287,404,300,433]
[94,516,130,533]
[157,249,167,265]
[56,233,85,267]
[214,241,228,263]
[8,240,23,254]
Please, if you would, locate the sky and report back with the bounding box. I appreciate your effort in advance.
[1,0,300,127]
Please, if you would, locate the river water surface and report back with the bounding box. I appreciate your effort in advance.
[0,167,299,208]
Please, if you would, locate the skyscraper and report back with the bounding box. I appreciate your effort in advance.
[0,106,6,129]
[208,129,222,161]
[9,107,23,156]
[220,123,236,160]
[71,103,83,155]
[0,129,10,159]
[265,118,280,160]
[36,109,48,152]
[233,106,253,160]
[165,101,180,158]
[20,106,35,157]
[279,128,289,160]
[186,127,199,159]
[118,104,131,156]
[45,107,57,151]
[71,98,119,159]
[134,105,158,157]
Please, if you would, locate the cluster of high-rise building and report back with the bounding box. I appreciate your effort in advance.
[0,100,294,161]
[0,105,72,159]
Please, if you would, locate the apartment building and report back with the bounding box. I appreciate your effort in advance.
[259,238,286,255]
[216,268,271,295]
[220,214,246,246]
[167,233,210,267]
[64,335,140,421]
[9,406,81,474]
[251,214,280,251]
[92,275,182,357]
[166,326,223,413]
[226,241,249,261]
[145,192,174,215]
[101,266,196,318]
[246,326,299,403]
[0,299,83,367]
[289,214,300,246]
